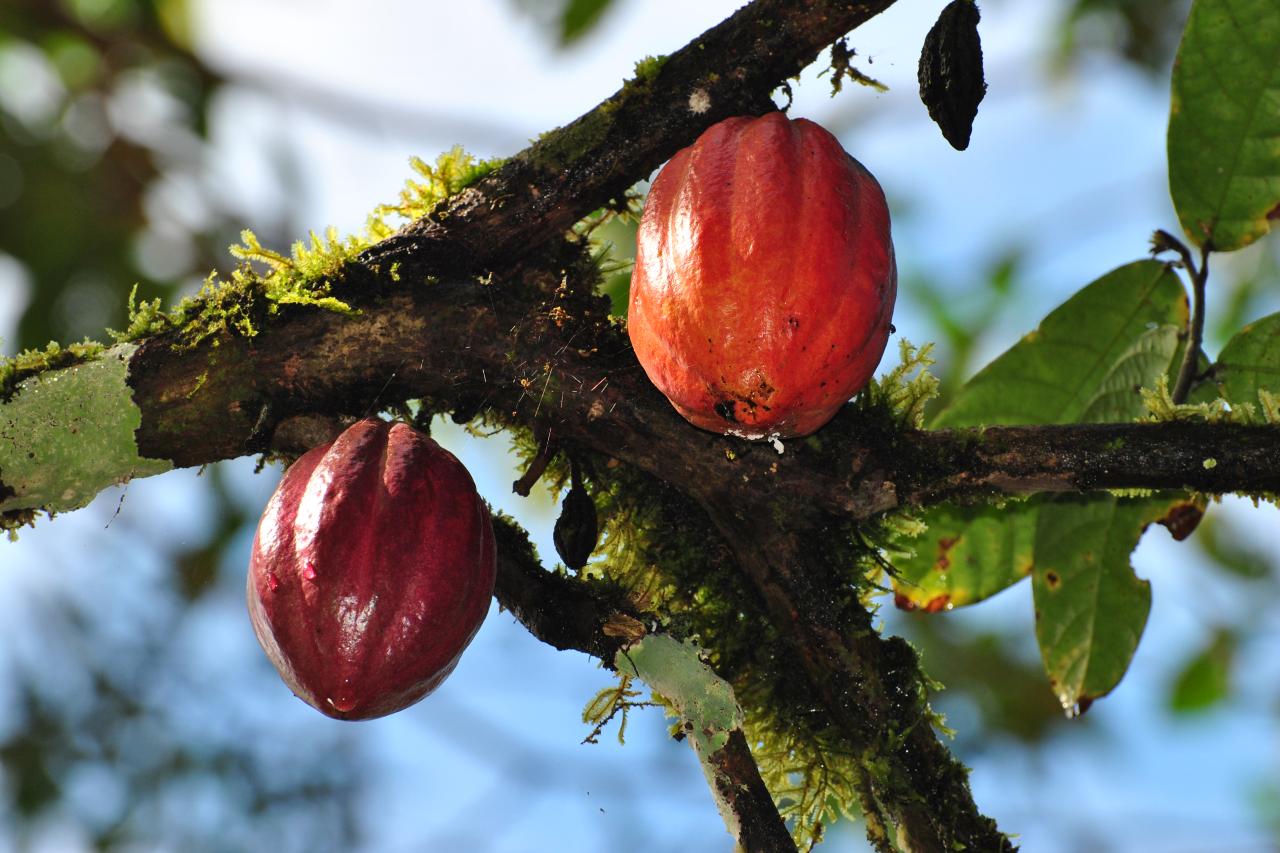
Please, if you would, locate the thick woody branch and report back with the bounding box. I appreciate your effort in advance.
[96,285,1280,517]
[360,0,897,281]
[488,515,796,853]
[712,517,1011,851]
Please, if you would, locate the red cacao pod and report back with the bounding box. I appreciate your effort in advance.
[628,112,897,438]
[247,418,496,721]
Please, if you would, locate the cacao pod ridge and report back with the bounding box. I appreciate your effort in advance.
[628,112,896,438]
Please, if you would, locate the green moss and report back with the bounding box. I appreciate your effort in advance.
[92,145,505,356]
[1142,374,1243,423]
[186,371,208,399]
[824,36,888,96]
[632,53,668,82]
[9,145,506,397]
[369,146,504,231]
[861,340,940,429]
[0,339,106,402]
[1,508,39,540]
[529,108,619,170]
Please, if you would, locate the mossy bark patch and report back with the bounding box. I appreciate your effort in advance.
[0,343,171,516]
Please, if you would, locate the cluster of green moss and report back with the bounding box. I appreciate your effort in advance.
[130,146,504,349]
[0,339,105,402]
[632,54,668,83]
[0,146,504,397]
[1143,372,1279,425]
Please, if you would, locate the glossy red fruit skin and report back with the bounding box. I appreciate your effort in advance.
[247,418,496,721]
[628,112,897,438]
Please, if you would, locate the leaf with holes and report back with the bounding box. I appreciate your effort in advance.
[1032,494,1190,712]
[893,499,1036,611]
[899,269,1185,611]
[1167,0,1280,250]
[933,260,1186,427]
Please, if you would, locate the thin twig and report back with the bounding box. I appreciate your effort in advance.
[511,431,556,496]
[1172,242,1211,403]
[1152,230,1212,404]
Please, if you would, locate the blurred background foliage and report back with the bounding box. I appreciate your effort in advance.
[0,0,1277,850]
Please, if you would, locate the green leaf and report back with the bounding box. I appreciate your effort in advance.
[1167,0,1280,251]
[933,260,1187,427]
[1032,494,1186,712]
[559,0,616,44]
[1080,324,1181,421]
[893,500,1036,610]
[1168,630,1235,714]
[899,270,1185,611]
[1215,311,1280,404]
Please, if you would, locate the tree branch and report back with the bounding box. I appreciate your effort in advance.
[359,0,898,282]
[12,275,1272,525]
[8,281,1260,518]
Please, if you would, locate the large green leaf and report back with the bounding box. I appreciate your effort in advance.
[933,260,1187,427]
[1032,494,1189,712]
[1215,310,1280,404]
[897,264,1185,611]
[893,500,1036,611]
[1167,0,1280,251]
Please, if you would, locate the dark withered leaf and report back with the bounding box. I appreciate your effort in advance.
[918,0,987,150]
[554,466,599,572]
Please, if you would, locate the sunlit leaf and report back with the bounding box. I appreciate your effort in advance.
[893,501,1036,611]
[933,260,1187,427]
[1167,0,1280,250]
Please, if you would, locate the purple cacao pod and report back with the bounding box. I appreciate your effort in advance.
[247,418,496,721]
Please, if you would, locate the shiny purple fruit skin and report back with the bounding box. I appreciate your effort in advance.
[248,418,496,721]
